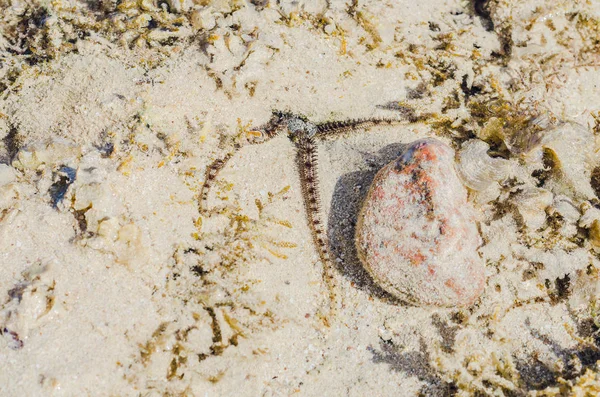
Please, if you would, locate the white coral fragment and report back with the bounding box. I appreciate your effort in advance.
[549,195,581,238]
[534,122,597,200]
[580,204,600,249]
[0,164,16,186]
[0,164,18,209]
[12,139,81,170]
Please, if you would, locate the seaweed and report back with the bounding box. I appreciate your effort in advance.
[473,0,494,31]
[1,125,20,164]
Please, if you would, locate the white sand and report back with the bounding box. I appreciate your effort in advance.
[1,0,600,395]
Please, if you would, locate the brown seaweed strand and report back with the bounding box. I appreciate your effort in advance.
[315,117,405,139]
[295,135,338,324]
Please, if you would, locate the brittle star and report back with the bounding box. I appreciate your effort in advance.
[199,111,408,325]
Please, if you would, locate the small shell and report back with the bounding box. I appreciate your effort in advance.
[355,139,485,307]
[513,186,553,230]
[457,139,511,191]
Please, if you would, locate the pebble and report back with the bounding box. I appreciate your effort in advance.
[355,138,485,307]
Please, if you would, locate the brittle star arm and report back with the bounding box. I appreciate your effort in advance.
[314,117,408,139]
[198,113,290,214]
[199,151,238,214]
[294,134,338,322]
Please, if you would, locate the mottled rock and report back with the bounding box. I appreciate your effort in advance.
[355,139,485,307]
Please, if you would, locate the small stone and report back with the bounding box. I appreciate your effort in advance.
[191,9,216,31]
[355,138,485,307]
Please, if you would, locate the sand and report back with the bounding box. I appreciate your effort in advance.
[1,0,600,395]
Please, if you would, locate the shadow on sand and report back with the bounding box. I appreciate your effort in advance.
[326,142,411,304]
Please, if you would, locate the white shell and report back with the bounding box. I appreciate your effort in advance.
[457,139,511,191]
[355,139,485,307]
[513,186,553,230]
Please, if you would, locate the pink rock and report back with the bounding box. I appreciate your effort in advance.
[355,138,485,307]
